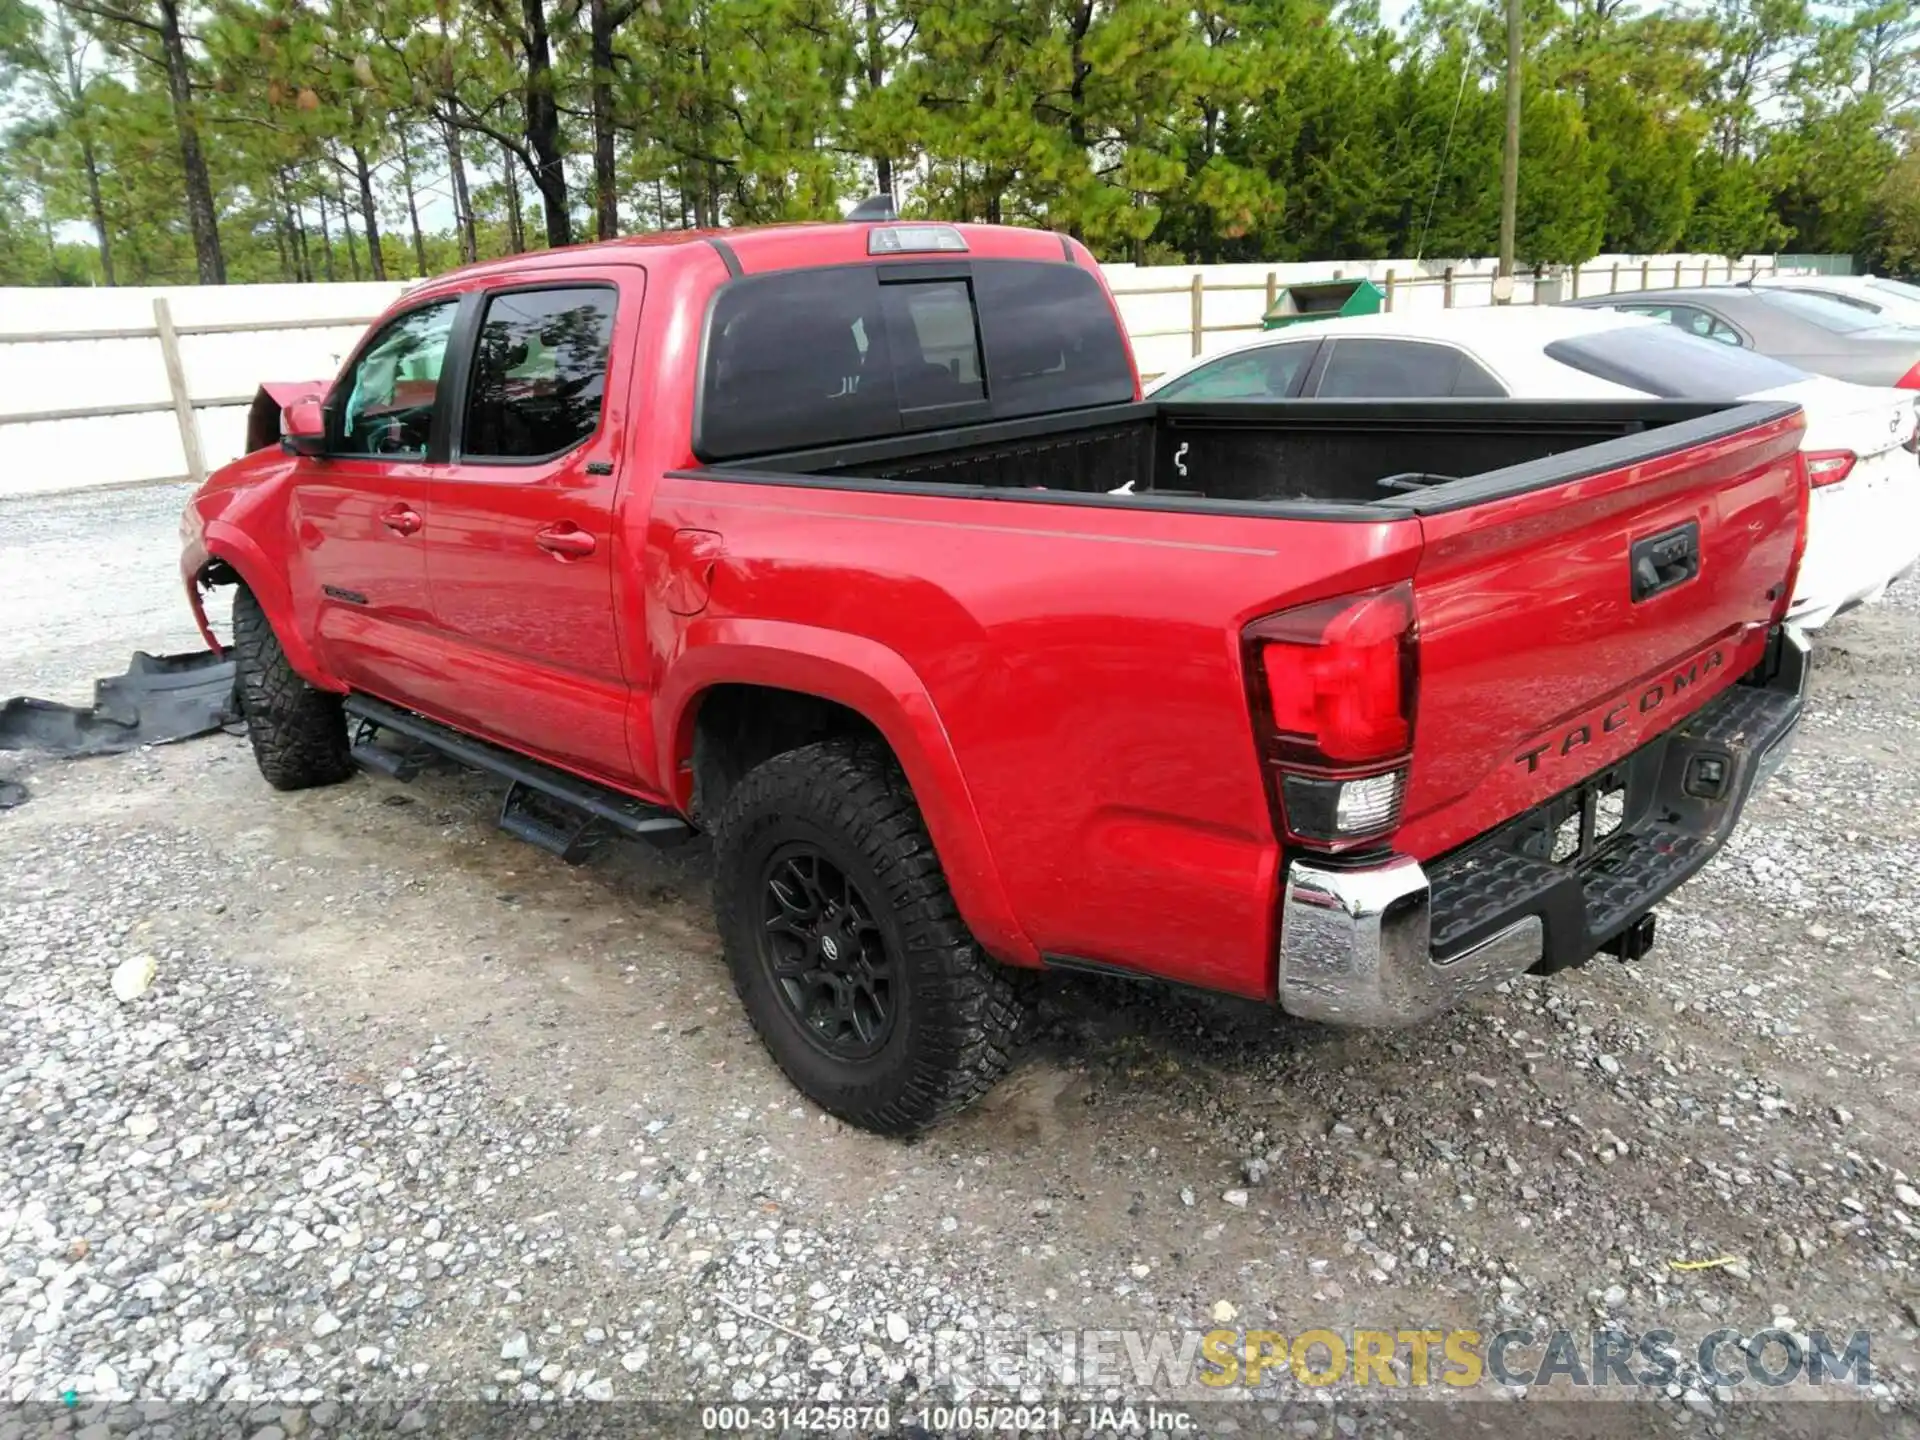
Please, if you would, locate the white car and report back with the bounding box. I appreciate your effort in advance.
[1148,307,1920,630]
[1747,273,1920,329]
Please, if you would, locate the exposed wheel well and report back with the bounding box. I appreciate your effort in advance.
[689,685,883,828]
[198,558,240,588]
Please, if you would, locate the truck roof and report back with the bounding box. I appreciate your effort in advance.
[418,220,1085,288]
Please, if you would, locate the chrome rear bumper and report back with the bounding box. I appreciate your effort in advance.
[1276,627,1807,1028]
[1278,858,1543,1026]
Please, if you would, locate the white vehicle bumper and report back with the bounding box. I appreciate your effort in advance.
[1789,452,1920,629]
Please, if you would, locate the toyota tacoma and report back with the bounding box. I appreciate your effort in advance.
[182,213,1809,1134]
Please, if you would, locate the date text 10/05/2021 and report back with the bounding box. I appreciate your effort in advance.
[699,1405,1194,1433]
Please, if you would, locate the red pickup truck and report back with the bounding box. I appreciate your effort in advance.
[182,214,1810,1134]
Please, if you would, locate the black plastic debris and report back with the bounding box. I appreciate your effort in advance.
[0,650,239,757]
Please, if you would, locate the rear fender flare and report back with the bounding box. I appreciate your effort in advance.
[658,618,1038,967]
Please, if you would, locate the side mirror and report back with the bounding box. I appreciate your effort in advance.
[281,397,327,458]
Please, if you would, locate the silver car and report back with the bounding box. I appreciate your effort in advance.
[1564,285,1920,389]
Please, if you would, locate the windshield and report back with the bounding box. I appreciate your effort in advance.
[1545,325,1808,398]
[1753,288,1888,333]
[1866,277,1920,304]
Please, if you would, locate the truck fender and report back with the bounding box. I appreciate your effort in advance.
[657,617,1040,968]
[197,521,344,692]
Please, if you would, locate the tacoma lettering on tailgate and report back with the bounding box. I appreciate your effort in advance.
[1514,647,1727,774]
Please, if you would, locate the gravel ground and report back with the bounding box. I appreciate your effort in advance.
[3,492,1919,1435]
[0,484,205,708]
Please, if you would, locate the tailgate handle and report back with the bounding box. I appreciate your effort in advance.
[1630,521,1700,603]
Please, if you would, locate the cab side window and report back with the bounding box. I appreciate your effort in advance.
[461,287,619,461]
[334,301,459,458]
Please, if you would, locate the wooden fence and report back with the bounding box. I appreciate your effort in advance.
[1117,257,1781,376]
[0,254,1787,493]
[0,299,381,488]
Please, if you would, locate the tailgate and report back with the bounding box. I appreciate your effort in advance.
[1393,405,1805,860]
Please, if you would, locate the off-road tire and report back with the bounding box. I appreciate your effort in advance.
[712,738,1027,1135]
[231,585,354,791]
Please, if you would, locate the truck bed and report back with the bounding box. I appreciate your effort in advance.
[710,398,1795,515]
[666,392,1805,995]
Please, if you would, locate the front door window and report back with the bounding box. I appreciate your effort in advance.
[335,301,459,458]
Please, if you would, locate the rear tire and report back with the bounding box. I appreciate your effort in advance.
[712,738,1026,1135]
[231,585,354,792]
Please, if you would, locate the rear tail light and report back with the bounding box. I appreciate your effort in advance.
[1279,770,1407,839]
[1803,450,1857,488]
[1243,583,1416,849]
[1895,362,1920,391]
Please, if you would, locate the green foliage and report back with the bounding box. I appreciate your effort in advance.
[1862,150,1919,275]
[1684,150,1789,257]
[1,0,1914,284]
[1766,98,1901,256]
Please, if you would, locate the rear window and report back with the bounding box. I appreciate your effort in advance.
[696,260,1132,460]
[1544,325,1807,397]
[969,261,1134,415]
[1752,289,1884,333]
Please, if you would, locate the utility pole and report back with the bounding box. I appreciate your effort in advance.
[1497,0,1522,301]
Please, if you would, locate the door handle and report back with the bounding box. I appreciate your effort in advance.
[535,523,597,560]
[1629,520,1700,602]
[381,506,423,537]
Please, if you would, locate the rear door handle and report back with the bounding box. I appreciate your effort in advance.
[536,523,597,560]
[381,505,423,536]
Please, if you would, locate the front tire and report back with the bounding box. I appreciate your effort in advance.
[712,739,1026,1135]
[231,585,354,792]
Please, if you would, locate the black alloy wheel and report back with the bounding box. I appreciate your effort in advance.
[758,843,896,1059]
[712,738,1028,1134]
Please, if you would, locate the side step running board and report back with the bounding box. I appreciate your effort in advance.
[343,694,691,860]
[349,728,434,781]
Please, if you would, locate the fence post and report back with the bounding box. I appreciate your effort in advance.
[1190,274,1204,357]
[1265,271,1278,315]
[1532,262,1545,304]
[1443,267,1455,308]
[1384,268,1396,313]
[1640,260,1650,290]
[153,298,206,487]
[1571,264,1582,299]
[1609,262,1619,294]
[1672,259,1683,287]
[1750,259,1760,283]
